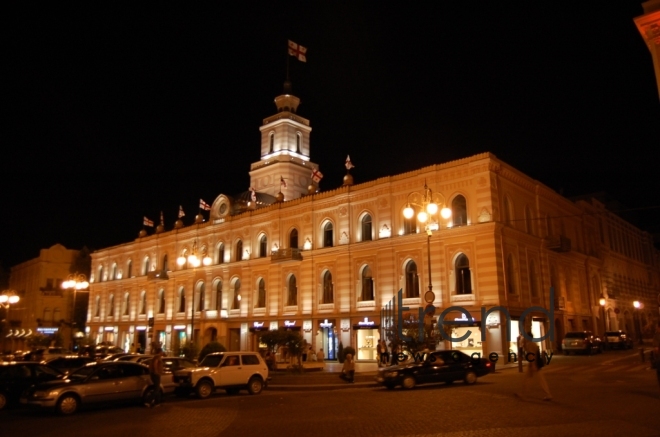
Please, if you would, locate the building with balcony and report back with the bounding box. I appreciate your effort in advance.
[85,84,660,361]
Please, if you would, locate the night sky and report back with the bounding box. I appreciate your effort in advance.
[3,2,660,270]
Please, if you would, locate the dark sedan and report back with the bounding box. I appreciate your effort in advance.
[0,362,64,410]
[375,350,493,389]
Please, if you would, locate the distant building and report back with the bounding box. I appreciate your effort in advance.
[86,84,660,361]
[6,244,79,351]
[635,0,660,100]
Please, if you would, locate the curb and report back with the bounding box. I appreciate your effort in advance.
[267,382,381,391]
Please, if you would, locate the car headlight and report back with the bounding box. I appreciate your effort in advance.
[34,390,58,398]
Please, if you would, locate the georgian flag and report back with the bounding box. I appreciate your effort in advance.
[143,216,154,227]
[288,40,307,62]
[250,188,257,202]
[199,199,211,211]
[311,168,323,183]
[178,205,185,218]
[280,176,287,188]
[345,155,355,170]
[160,211,164,226]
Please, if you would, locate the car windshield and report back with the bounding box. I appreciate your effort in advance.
[565,332,587,338]
[68,365,97,380]
[200,354,224,367]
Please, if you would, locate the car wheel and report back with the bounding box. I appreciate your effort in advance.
[401,376,416,389]
[195,381,214,399]
[225,388,240,395]
[384,383,396,390]
[57,394,79,415]
[247,377,263,395]
[464,371,477,385]
[0,392,6,410]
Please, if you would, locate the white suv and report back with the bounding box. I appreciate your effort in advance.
[173,352,269,398]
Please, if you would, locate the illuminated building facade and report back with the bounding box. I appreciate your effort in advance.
[86,86,660,361]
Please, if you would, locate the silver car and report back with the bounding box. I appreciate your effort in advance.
[20,361,156,415]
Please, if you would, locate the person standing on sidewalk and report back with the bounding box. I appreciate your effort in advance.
[340,353,355,383]
[147,348,164,407]
[516,332,552,402]
[653,321,660,398]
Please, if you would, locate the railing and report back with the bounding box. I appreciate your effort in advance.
[271,248,303,262]
[147,271,169,280]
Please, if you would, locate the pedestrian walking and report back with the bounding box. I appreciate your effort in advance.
[516,332,552,401]
[653,321,660,398]
[147,347,164,407]
[339,353,355,383]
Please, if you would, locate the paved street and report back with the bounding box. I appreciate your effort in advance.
[2,350,659,437]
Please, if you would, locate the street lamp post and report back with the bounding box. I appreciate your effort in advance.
[633,300,643,345]
[0,290,20,352]
[176,238,211,349]
[61,274,89,352]
[599,295,606,349]
[402,182,451,343]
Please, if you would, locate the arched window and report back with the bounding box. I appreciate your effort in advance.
[525,206,534,235]
[43,307,52,321]
[503,197,512,225]
[455,254,472,295]
[296,132,301,153]
[95,296,101,317]
[162,254,169,272]
[198,282,205,311]
[287,275,297,306]
[259,235,268,258]
[361,265,374,301]
[123,292,130,316]
[97,266,104,282]
[235,240,243,262]
[290,229,298,249]
[126,260,132,278]
[257,279,266,308]
[323,222,333,248]
[217,243,225,264]
[157,289,165,314]
[269,132,274,153]
[405,261,419,298]
[111,263,117,280]
[361,214,372,241]
[142,257,150,275]
[529,260,539,298]
[177,287,186,313]
[452,195,467,227]
[403,208,417,235]
[215,281,223,312]
[506,254,518,295]
[232,279,241,310]
[109,295,115,316]
[53,308,61,322]
[139,290,147,315]
[322,271,333,304]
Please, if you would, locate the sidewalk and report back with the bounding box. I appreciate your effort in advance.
[267,360,522,391]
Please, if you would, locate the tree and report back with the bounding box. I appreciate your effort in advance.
[259,328,306,372]
[198,341,227,362]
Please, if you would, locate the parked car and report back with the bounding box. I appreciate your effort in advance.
[78,345,125,359]
[42,356,96,375]
[604,331,634,350]
[0,362,65,410]
[24,347,72,362]
[141,356,197,394]
[375,350,493,390]
[173,351,269,398]
[20,361,156,415]
[561,331,603,355]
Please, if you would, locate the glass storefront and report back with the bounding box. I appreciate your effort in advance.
[355,329,379,361]
[449,325,484,356]
[507,319,546,360]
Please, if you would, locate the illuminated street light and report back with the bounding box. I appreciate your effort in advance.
[633,300,643,345]
[0,290,20,352]
[61,274,89,351]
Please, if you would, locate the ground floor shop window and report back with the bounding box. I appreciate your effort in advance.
[356,329,379,361]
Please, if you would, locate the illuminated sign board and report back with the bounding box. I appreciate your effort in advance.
[37,327,59,334]
[358,317,375,326]
[319,319,333,328]
[284,320,296,327]
[253,322,264,328]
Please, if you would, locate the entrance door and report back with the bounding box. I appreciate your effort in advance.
[229,328,240,351]
[322,328,338,360]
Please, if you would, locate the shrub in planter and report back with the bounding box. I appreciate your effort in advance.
[342,346,356,361]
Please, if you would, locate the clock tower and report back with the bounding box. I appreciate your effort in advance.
[249,81,320,200]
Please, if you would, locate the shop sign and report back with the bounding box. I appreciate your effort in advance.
[135,326,147,331]
[319,319,333,328]
[341,321,351,332]
[253,322,264,328]
[37,327,58,334]
[486,313,500,328]
[173,325,186,330]
[104,327,115,331]
[358,317,375,326]
[284,320,296,327]
[303,321,312,332]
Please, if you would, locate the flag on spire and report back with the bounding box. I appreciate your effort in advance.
[280,176,287,189]
[160,211,164,226]
[250,187,257,202]
[345,155,355,170]
[199,199,211,211]
[143,216,154,227]
[178,205,185,218]
[311,168,323,183]
[288,40,307,62]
